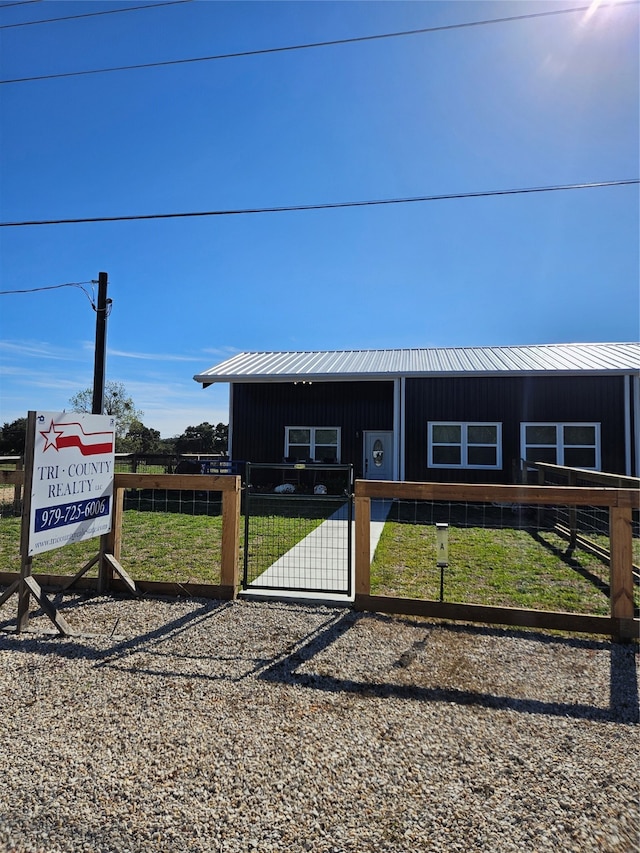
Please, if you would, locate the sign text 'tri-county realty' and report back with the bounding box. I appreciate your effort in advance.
[28,412,115,556]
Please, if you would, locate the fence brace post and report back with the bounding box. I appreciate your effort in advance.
[354,494,371,605]
[99,485,124,593]
[609,504,636,643]
[220,476,241,599]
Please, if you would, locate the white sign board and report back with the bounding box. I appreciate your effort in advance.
[436,522,449,567]
[28,412,115,556]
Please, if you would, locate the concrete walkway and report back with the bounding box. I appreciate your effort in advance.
[240,499,392,604]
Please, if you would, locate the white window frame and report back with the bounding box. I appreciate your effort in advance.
[427,422,502,470]
[285,426,341,463]
[520,422,601,470]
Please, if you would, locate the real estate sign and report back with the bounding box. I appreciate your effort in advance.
[28,411,116,556]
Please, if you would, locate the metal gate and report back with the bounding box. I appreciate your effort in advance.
[243,463,353,596]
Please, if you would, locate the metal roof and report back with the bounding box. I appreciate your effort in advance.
[194,342,640,385]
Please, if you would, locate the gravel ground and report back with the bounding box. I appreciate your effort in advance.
[0,591,638,853]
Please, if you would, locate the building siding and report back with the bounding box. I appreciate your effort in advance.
[232,381,394,476]
[403,375,627,483]
[230,375,629,483]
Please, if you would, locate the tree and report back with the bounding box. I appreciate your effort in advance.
[118,418,161,454]
[0,417,27,455]
[69,381,142,439]
[157,436,177,454]
[175,422,228,455]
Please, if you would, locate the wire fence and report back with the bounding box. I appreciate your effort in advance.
[369,497,639,618]
[527,462,640,568]
[0,454,232,518]
[242,464,353,594]
[243,493,352,593]
[2,457,638,630]
[122,488,223,516]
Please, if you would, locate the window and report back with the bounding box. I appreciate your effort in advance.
[427,422,502,469]
[285,427,340,462]
[521,423,601,469]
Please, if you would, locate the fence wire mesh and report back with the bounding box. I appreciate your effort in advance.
[243,464,353,594]
[0,499,224,586]
[123,488,223,516]
[3,455,638,615]
[527,463,640,548]
[370,498,640,617]
[117,453,227,516]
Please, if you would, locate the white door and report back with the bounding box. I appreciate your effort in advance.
[363,431,394,480]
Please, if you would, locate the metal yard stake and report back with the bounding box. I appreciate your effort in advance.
[436,522,449,602]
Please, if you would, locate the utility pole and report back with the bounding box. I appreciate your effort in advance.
[91,271,109,415]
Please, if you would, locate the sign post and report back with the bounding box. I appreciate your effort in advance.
[0,410,116,634]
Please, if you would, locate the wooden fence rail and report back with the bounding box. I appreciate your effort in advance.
[526,462,640,575]
[528,461,640,490]
[0,471,241,600]
[2,469,638,640]
[354,480,639,643]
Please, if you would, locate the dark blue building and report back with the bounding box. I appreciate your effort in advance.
[194,342,640,483]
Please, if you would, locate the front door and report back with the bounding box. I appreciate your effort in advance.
[363,431,394,480]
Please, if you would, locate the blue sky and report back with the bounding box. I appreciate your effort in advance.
[0,0,638,438]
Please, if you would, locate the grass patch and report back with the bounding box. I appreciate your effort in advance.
[120,511,222,583]
[2,502,638,616]
[371,522,639,616]
[0,505,331,586]
[0,511,223,584]
[0,518,103,578]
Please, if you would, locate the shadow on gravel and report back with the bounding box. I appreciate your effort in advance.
[258,611,640,725]
[0,594,232,661]
[0,593,637,724]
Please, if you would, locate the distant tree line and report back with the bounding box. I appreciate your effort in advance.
[0,382,228,457]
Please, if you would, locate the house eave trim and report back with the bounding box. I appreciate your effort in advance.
[193,368,629,386]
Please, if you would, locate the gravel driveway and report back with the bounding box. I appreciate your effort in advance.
[0,593,638,853]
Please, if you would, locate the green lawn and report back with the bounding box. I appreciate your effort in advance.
[0,511,223,584]
[0,508,326,585]
[370,521,638,616]
[1,508,638,617]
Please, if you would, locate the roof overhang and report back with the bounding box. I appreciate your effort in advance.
[193,343,640,387]
[194,368,635,386]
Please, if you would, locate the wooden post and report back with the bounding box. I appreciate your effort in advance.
[97,456,123,598]
[13,457,23,514]
[220,477,241,598]
[16,413,36,631]
[104,486,124,564]
[97,539,109,595]
[355,494,371,597]
[568,470,577,549]
[11,412,72,634]
[16,555,32,632]
[609,505,636,642]
[536,466,545,528]
[91,271,109,416]
[97,485,123,595]
[97,483,136,597]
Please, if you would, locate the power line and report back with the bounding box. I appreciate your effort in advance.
[1,180,636,229]
[0,0,192,31]
[0,281,96,306]
[0,1,42,9]
[1,1,637,85]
